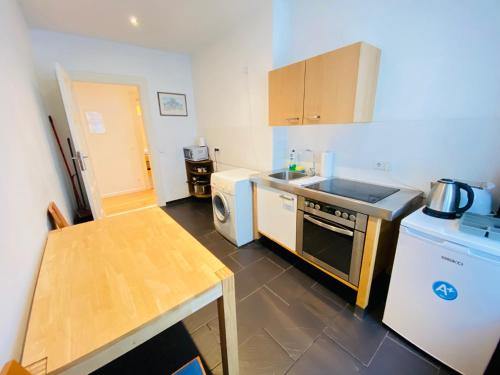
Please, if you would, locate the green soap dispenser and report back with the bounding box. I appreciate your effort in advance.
[288,149,297,171]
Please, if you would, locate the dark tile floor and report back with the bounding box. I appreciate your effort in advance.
[160,198,456,375]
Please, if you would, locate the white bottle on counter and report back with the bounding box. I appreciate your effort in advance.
[320,151,335,177]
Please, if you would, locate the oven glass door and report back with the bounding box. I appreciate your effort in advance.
[302,213,355,281]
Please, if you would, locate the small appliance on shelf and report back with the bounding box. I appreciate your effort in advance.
[183,145,209,161]
[183,145,213,198]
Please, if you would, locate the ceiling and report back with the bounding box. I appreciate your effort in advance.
[19,0,265,54]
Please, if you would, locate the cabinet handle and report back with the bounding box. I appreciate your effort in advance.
[279,194,294,201]
[286,117,300,122]
[306,115,321,120]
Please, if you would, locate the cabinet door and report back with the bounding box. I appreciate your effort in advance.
[268,61,305,126]
[304,44,359,124]
[304,42,380,124]
[256,185,297,251]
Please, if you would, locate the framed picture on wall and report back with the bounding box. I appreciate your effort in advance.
[157,92,188,116]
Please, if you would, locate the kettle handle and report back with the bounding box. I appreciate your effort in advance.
[455,182,474,214]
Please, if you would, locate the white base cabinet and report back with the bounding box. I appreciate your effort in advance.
[256,185,297,251]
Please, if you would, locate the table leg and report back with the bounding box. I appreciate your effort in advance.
[217,270,239,375]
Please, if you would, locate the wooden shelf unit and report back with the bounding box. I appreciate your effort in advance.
[185,159,214,199]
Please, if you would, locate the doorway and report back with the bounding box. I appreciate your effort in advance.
[72,81,157,217]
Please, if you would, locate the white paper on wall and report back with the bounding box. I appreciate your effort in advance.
[85,112,105,134]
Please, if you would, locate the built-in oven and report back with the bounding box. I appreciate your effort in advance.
[296,196,368,286]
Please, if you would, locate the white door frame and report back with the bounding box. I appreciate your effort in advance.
[69,71,163,206]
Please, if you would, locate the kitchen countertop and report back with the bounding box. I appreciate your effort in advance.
[251,170,423,221]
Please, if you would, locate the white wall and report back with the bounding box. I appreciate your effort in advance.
[31,30,198,203]
[0,0,72,363]
[73,82,150,197]
[273,0,500,204]
[192,0,286,172]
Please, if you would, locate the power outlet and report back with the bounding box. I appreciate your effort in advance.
[374,161,391,171]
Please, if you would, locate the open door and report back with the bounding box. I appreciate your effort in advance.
[55,63,104,219]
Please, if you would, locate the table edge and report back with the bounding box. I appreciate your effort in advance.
[24,279,226,375]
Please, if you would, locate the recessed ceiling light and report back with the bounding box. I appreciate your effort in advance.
[129,16,139,27]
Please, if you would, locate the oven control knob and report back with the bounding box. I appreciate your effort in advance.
[341,212,349,219]
[349,214,356,221]
[305,201,310,207]
[334,210,341,216]
[314,204,321,210]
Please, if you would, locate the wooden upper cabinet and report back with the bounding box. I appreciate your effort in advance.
[304,42,381,124]
[268,61,305,126]
[268,42,381,126]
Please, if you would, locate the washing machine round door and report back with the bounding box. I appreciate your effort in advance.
[213,192,230,223]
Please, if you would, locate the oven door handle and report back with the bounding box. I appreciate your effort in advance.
[304,214,354,237]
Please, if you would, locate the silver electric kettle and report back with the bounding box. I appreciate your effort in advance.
[423,178,474,219]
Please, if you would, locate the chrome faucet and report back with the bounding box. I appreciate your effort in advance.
[304,149,316,176]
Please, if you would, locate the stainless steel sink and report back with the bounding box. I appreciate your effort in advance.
[268,171,306,181]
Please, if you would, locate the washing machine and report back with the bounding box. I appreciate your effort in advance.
[211,168,258,247]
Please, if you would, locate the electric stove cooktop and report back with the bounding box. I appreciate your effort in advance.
[306,178,400,204]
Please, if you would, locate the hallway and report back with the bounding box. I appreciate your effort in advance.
[102,189,157,216]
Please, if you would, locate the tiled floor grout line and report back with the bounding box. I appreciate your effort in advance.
[230,253,267,271]
[262,327,296,362]
[334,301,349,315]
[265,255,287,271]
[187,321,211,337]
[262,284,291,307]
[238,331,257,348]
[238,285,265,303]
[226,248,240,257]
[242,259,283,291]
[226,253,245,268]
[283,334,322,374]
[173,216,284,305]
[334,336,373,369]
[265,266,288,285]
[277,327,329,374]
[207,346,222,372]
[386,333,441,370]
[322,325,373,367]
[310,283,349,310]
[366,330,389,367]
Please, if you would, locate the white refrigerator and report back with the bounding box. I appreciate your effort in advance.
[383,208,500,375]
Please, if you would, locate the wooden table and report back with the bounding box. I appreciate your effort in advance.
[21,207,238,375]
